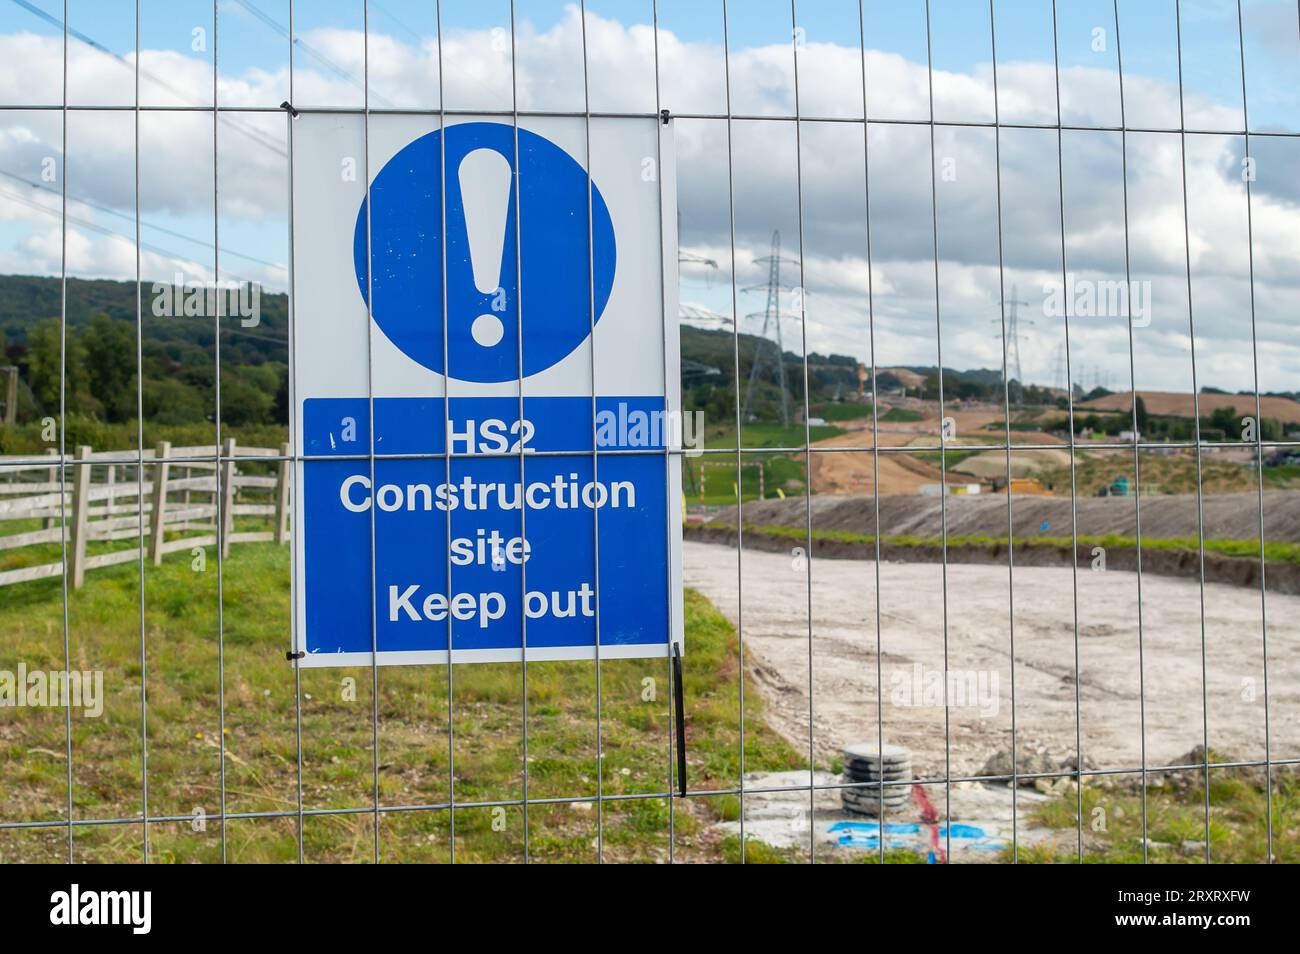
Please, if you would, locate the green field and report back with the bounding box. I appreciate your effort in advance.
[879,407,925,423]
[809,402,873,423]
[0,542,801,862]
[678,421,846,506]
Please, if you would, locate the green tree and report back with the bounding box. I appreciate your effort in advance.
[81,313,137,422]
[218,373,274,427]
[143,377,207,426]
[26,316,89,414]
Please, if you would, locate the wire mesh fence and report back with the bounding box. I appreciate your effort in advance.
[0,0,1298,863]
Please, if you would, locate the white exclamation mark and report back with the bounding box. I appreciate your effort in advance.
[458,148,513,348]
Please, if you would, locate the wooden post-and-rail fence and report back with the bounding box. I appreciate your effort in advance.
[0,441,291,589]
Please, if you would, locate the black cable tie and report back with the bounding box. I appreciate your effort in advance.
[286,650,305,661]
[660,108,671,125]
[280,100,299,118]
[672,641,686,797]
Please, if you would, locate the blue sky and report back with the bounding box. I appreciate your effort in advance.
[1,0,1292,113]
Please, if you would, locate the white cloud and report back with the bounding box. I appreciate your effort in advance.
[0,7,1296,392]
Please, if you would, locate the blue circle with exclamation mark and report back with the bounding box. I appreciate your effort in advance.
[353,122,617,383]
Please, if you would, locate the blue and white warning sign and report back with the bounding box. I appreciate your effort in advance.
[290,114,682,666]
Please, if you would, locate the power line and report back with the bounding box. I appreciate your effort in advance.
[0,182,265,286]
[10,0,287,158]
[230,0,396,109]
[0,167,286,272]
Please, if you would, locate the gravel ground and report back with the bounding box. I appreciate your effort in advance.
[683,540,1300,779]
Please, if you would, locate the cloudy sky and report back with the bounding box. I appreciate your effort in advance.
[1,0,1298,395]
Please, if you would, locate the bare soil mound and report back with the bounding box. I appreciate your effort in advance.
[711,491,1300,542]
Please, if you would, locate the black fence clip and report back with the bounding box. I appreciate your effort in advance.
[280,100,300,118]
[672,641,686,797]
[660,108,671,125]
[286,650,305,661]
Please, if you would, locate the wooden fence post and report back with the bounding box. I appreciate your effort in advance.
[43,447,57,529]
[221,437,237,559]
[275,441,291,545]
[149,440,171,565]
[69,445,92,589]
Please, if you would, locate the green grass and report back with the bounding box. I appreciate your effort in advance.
[910,448,983,468]
[1044,452,1285,497]
[711,422,845,449]
[810,402,873,423]
[1015,768,1300,863]
[1264,464,1300,488]
[685,452,810,507]
[0,543,802,863]
[679,420,849,506]
[879,407,925,423]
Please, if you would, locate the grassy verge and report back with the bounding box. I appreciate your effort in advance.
[697,421,845,452]
[0,542,801,862]
[709,521,1300,565]
[1017,768,1299,863]
[1044,451,1300,496]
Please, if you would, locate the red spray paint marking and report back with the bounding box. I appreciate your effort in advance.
[912,783,947,865]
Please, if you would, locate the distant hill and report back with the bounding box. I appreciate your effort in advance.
[0,273,287,358]
[1080,389,1300,426]
[0,273,288,435]
[874,366,924,389]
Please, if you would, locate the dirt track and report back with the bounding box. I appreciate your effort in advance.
[809,436,947,495]
[807,402,1065,496]
[683,540,1300,777]
[808,418,947,495]
[711,491,1300,542]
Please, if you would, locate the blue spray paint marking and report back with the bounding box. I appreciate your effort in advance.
[828,820,1003,853]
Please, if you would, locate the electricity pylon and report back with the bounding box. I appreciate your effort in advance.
[741,230,799,428]
[992,284,1032,408]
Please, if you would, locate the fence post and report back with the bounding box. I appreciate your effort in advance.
[275,441,291,545]
[69,445,92,589]
[221,437,237,559]
[149,440,171,565]
[44,447,57,529]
